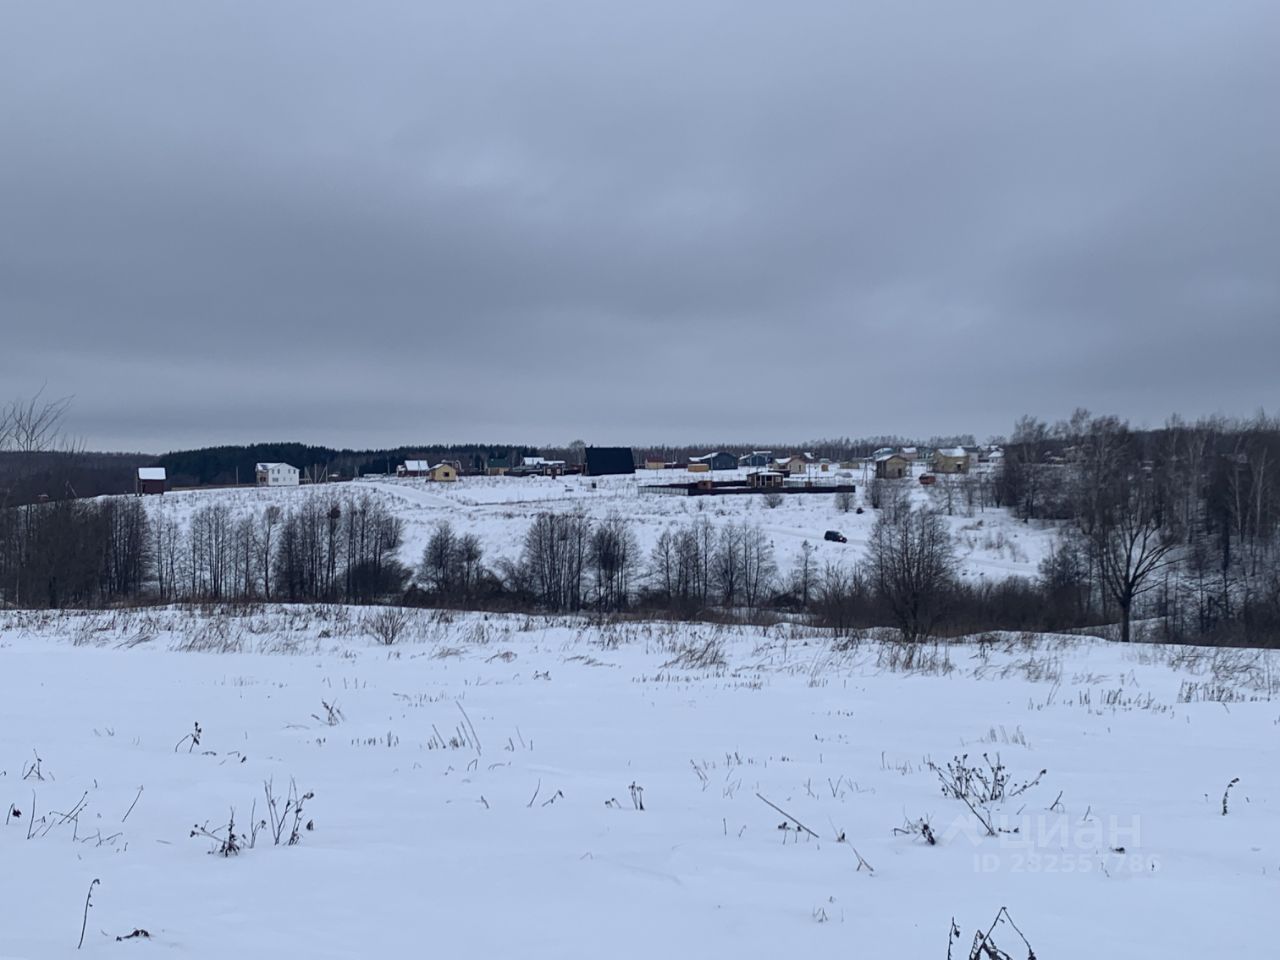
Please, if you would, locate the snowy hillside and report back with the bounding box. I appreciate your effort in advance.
[1,607,1275,956]
[144,468,1056,584]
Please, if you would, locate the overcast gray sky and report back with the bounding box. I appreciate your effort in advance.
[3,1,1278,452]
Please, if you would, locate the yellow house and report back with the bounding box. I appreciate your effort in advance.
[775,455,811,475]
[428,463,459,482]
[687,462,711,473]
[644,457,666,470]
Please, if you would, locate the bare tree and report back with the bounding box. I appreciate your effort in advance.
[812,562,868,636]
[792,540,816,608]
[738,523,777,610]
[455,533,484,600]
[420,520,458,597]
[932,471,960,516]
[867,506,956,641]
[713,523,745,606]
[0,388,73,456]
[1092,481,1178,643]
[260,505,281,600]
[521,511,589,611]
[589,514,636,611]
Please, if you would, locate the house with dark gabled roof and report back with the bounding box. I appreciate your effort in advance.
[690,451,739,471]
[584,447,635,476]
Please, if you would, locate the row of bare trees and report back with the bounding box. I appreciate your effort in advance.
[420,514,777,615]
[0,493,409,609]
[644,518,778,614]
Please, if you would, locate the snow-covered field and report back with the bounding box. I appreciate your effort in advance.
[150,468,1057,582]
[2,606,1276,957]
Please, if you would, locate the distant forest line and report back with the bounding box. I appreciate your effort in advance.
[6,394,1280,648]
[1,435,988,504]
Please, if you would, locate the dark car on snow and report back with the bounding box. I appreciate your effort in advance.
[823,530,847,543]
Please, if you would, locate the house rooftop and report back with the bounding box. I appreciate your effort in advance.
[138,467,166,481]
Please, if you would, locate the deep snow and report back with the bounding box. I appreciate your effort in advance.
[1,607,1276,957]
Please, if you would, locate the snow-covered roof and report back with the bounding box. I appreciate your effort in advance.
[938,447,969,458]
[256,462,295,471]
[403,460,430,471]
[137,467,166,481]
[875,453,906,463]
[902,446,917,454]
[429,463,454,471]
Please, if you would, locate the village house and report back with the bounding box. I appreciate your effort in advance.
[397,460,430,478]
[738,451,773,468]
[584,447,636,476]
[643,456,667,470]
[515,456,566,477]
[255,462,300,487]
[748,470,786,488]
[774,454,813,475]
[486,454,512,476]
[875,454,910,479]
[427,463,459,482]
[136,467,166,495]
[689,451,739,472]
[932,447,971,474]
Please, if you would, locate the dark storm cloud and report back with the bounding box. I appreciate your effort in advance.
[2,1,1277,450]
